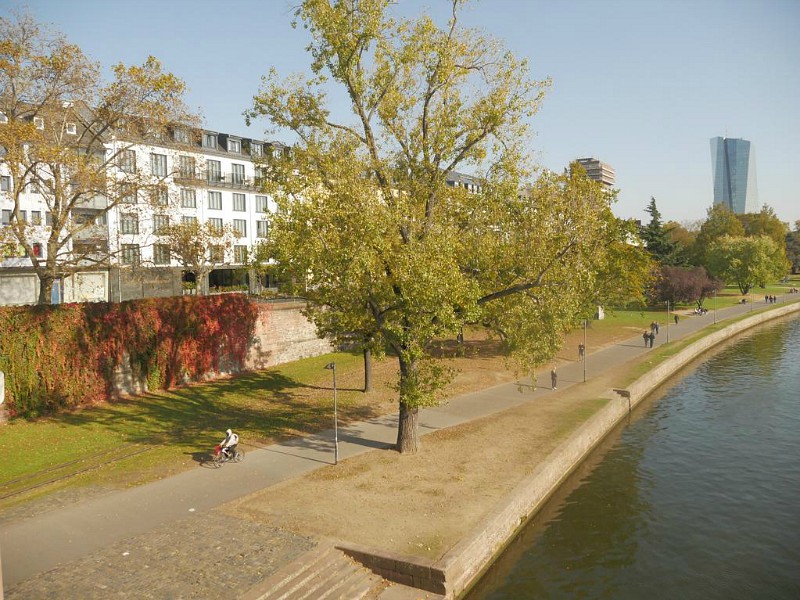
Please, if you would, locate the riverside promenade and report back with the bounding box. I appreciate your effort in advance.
[2,298,798,599]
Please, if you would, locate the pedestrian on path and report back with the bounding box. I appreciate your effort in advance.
[551,368,558,390]
[655,322,659,334]
[674,314,679,325]
[643,331,649,347]
[578,344,585,360]
[648,332,655,347]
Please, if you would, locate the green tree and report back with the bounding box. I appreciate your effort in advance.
[663,220,695,266]
[0,12,196,304]
[640,197,678,265]
[786,220,800,275]
[691,203,745,268]
[706,235,788,295]
[247,0,651,453]
[737,204,789,250]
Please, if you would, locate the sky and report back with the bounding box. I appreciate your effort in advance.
[6,0,800,226]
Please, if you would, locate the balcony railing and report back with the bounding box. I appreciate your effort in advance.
[174,171,260,190]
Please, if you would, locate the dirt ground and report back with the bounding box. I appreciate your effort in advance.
[226,348,633,561]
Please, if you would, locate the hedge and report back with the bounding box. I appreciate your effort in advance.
[0,295,258,418]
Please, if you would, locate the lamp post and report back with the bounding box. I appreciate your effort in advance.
[666,300,670,343]
[324,362,339,465]
[583,319,587,383]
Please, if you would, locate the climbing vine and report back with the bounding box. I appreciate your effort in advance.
[0,295,258,418]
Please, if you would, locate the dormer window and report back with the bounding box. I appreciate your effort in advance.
[66,122,77,135]
[273,147,283,159]
[33,116,44,130]
[251,143,262,157]
[173,128,190,144]
[203,133,217,149]
[228,139,241,153]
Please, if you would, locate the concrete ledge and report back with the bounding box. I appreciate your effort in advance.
[341,303,800,599]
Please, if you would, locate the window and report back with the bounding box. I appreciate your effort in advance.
[121,244,140,265]
[1,209,11,225]
[232,163,245,184]
[208,217,223,231]
[33,116,44,130]
[228,139,241,153]
[178,155,195,178]
[233,219,247,237]
[203,132,217,149]
[210,245,224,263]
[234,245,248,263]
[180,188,196,208]
[273,146,283,159]
[46,212,52,226]
[66,122,77,135]
[153,214,170,234]
[120,187,137,204]
[207,159,221,182]
[208,191,222,210]
[19,210,27,223]
[255,195,269,213]
[153,244,171,265]
[232,193,246,211]
[182,216,198,226]
[251,143,262,157]
[0,175,10,191]
[151,186,168,206]
[120,213,139,235]
[257,220,269,238]
[0,112,7,124]
[118,149,136,173]
[150,153,167,177]
[173,128,190,144]
[31,211,42,225]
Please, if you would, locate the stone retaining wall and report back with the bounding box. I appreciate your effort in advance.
[340,302,800,598]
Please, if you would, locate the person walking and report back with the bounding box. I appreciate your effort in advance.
[551,368,558,390]
[578,344,585,360]
[648,331,655,348]
[674,314,679,325]
[643,331,649,347]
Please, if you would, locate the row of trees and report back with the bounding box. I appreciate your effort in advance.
[641,198,791,303]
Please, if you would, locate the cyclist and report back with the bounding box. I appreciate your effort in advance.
[220,428,239,459]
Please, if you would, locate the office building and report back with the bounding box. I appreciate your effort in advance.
[710,136,758,214]
[574,158,615,188]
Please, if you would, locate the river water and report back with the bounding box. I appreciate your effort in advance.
[467,315,800,600]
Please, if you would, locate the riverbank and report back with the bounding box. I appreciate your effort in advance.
[3,299,798,599]
[230,300,800,598]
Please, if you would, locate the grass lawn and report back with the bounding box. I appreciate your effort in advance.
[1,278,796,511]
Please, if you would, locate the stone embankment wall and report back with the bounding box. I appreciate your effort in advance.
[338,302,800,598]
[246,301,332,370]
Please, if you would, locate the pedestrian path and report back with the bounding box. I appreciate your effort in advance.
[0,298,793,597]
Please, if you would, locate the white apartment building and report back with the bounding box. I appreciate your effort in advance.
[1,119,285,305]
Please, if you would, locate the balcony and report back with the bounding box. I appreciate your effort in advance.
[174,171,259,191]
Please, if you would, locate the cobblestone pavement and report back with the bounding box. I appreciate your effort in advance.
[5,511,314,599]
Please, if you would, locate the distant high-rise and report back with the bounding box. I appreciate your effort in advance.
[574,157,615,188]
[710,137,758,214]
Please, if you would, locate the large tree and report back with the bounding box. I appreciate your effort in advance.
[691,203,745,268]
[737,204,789,250]
[641,197,679,265]
[786,220,800,275]
[247,0,651,453]
[652,265,723,308]
[706,235,788,295]
[0,12,196,304]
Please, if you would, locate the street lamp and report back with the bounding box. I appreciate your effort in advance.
[714,289,717,324]
[666,300,670,343]
[583,319,587,383]
[323,362,339,465]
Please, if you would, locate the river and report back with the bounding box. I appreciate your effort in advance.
[467,315,800,599]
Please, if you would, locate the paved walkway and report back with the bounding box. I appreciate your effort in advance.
[0,298,794,597]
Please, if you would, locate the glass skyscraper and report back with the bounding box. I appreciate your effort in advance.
[710,137,758,214]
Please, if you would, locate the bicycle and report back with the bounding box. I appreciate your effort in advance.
[212,444,244,468]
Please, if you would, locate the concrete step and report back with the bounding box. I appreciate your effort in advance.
[242,542,385,600]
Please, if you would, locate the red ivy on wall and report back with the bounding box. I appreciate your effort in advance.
[0,295,258,418]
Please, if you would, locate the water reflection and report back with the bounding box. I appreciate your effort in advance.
[468,316,800,600]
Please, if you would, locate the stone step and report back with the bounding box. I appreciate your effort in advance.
[242,542,385,600]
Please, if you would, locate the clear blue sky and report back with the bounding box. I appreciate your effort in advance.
[8,0,800,226]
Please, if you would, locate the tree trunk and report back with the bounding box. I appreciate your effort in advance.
[395,354,420,453]
[396,400,419,453]
[37,273,55,305]
[363,347,372,393]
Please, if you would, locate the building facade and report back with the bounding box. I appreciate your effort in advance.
[1,116,284,306]
[574,157,615,188]
[710,136,758,214]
